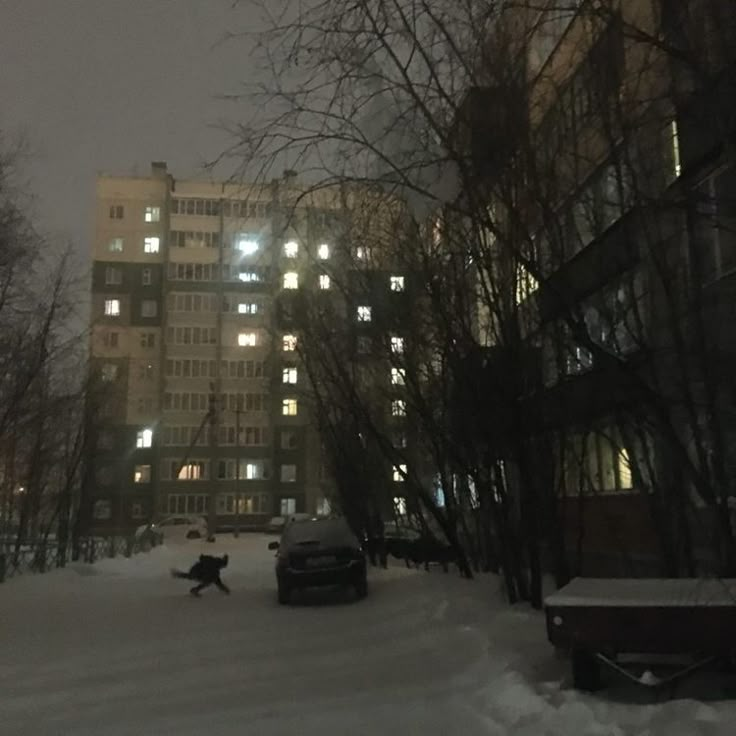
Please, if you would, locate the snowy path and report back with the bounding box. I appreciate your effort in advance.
[2,535,736,735]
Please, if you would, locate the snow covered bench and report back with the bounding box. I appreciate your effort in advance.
[545,577,736,691]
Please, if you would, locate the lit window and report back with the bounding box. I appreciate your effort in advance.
[282,398,298,416]
[670,119,681,179]
[390,336,404,354]
[393,496,407,515]
[393,464,407,482]
[282,367,298,384]
[178,462,203,480]
[280,464,297,482]
[319,274,331,290]
[108,237,123,252]
[392,399,406,416]
[283,272,299,289]
[283,334,297,351]
[283,241,299,258]
[515,263,539,305]
[356,245,372,261]
[316,498,331,516]
[391,367,405,385]
[144,206,160,223]
[104,299,121,317]
[237,238,258,255]
[141,300,157,318]
[566,345,593,375]
[238,302,259,315]
[136,428,153,448]
[245,462,265,480]
[357,306,372,322]
[318,243,330,259]
[134,465,151,483]
[390,276,405,292]
[468,477,479,508]
[238,332,257,347]
[239,271,260,282]
[618,448,633,489]
[101,364,117,382]
[144,236,160,254]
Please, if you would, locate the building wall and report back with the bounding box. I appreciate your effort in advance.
[472,1,736,573]
[89,166,338,533]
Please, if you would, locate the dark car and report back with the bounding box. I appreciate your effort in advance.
[364,521,454,570]
[381,521,422,559]
[268,517,367,604]
[363,521,421,564]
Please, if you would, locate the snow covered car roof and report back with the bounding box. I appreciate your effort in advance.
[282,517,359,548]
[545,577,736,607]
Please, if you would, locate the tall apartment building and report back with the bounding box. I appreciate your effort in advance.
[89,163,338,534]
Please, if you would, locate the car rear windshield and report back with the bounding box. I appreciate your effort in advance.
[283,519,357,547]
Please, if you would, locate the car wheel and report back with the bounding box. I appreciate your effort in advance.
[354,575,368,600]
[277,579,291,605]
[186,530,202,539]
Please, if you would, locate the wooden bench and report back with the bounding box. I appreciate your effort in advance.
[545,577,736,691]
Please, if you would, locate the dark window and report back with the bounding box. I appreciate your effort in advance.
[280,430,298,449]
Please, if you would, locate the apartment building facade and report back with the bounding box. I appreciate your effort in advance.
[89,163,339,534]
[461,0,736,573]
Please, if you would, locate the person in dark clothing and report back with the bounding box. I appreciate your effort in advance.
[171,554,230,596]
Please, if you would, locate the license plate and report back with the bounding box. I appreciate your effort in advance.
[305,556,337,568]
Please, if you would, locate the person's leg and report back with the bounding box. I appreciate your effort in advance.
[190,580,210,596]
[214,575,230,594]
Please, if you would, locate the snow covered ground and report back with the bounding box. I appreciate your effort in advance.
[2,534,736,735]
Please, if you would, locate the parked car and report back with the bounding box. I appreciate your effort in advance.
[365,521,455,570]
[268,517,367,604]
[134,514,209,544]
[364,520,420,561]
[266,516,287,534]
[381,521,422,556]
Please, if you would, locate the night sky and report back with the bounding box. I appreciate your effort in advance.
[0,0,259,281]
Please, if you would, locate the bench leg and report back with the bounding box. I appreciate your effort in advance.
[572,648,602,692]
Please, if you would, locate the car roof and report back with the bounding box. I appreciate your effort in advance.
[282,517,357,546]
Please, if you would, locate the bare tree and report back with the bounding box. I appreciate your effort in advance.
[0,135,101,568]
[225,0,736,603]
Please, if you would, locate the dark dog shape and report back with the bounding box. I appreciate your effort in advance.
[385,537,455,572]
[171,554,230,596]
[406,537,456,572]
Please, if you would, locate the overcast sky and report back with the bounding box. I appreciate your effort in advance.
[0,0,259,275]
